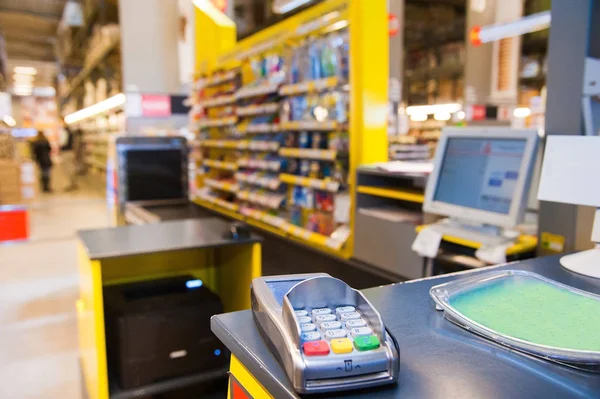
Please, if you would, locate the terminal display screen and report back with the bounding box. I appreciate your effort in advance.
[434,138,527,214]
[266,279,306,305]
[124,149,185,201]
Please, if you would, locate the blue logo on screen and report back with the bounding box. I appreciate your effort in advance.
[488,178,503,187]
[505,171,519,180]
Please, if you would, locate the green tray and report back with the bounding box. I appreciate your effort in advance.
[430,270,600,372]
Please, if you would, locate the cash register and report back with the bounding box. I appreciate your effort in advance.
[251,273,399,394]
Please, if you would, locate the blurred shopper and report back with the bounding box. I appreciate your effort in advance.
[32,130,53,192]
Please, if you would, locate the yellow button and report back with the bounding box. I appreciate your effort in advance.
[330,338,353,354]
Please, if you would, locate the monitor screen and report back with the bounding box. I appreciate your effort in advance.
[433,138,527,214]
[266,279,306,305]
[124,149,185,202]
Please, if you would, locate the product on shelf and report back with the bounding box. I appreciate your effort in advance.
[192,20,354,250]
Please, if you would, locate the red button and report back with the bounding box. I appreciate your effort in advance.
[302,340,330,356]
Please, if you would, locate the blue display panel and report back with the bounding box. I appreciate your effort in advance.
[434,138,527,214]
[266,279,306,305]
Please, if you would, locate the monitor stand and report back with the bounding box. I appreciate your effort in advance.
[432,218,518,247]
[560,249,600,279]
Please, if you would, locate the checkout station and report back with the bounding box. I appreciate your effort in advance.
[73,0,600,398]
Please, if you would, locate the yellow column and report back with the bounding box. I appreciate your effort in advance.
[347,0,389,256]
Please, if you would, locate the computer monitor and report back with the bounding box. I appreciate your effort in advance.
[423,127,539,229]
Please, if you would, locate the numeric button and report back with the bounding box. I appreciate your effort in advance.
[301,331,321,342]
[297,316,312,324]
[300,323,316,332]
[325,329,347,339]
[295,310,308,317]
[312,308,332,316]
[320,321,342,330]
[345,319,367,328]
[350,327,373,337]
[340,312,361,321]
[314,314,336,324]
[335,306,355,315]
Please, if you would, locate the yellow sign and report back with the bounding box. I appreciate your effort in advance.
[541,232,565,253]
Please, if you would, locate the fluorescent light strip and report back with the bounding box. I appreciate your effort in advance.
[406,103,462,116]
[274,0,313,14]
[3,116,16,127]
[64,93,126,125]
[13,66,37,75]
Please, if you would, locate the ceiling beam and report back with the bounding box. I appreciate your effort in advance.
[0,8,62,23]
[4,33,56,46]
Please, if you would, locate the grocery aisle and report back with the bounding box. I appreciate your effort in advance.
[0,172,109,398]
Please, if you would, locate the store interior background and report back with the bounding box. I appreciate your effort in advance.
[0,0,565,398]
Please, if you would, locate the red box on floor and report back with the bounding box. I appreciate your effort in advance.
[0,206,29,242]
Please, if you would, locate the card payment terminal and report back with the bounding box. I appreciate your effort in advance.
[251,273,399,394]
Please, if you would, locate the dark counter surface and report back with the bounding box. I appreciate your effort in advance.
[141,201,207,221]
[78,217,260,260]
[212,256,600,399]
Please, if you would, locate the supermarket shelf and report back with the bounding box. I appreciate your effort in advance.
[248,141,281,152]
[241,124,280,134]
[357,186,425,204]
[279,148,337,161]
[237,158,281,171]
[202,140,249,149]
[199,116,237,128]
[64,37,120,101]
[279,174,340,192]
[235,82,280,100]
[196,193,239,212]
[200,71,237,87]
[204,178,239,193]
[279,76,340,96]
[198,94,236,108]
[237,190,285,209]
[235,172,281,190]
[280,120,339,131]
[236,103,279,117]
[204,159,238,171]
[193,198,349,256]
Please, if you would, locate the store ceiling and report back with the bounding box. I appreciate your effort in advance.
[0,0,67,90]
[0,0,66,63]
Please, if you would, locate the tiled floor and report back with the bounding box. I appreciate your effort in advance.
[0,175,109,398]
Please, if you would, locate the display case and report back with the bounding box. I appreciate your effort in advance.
[191,0,389,259]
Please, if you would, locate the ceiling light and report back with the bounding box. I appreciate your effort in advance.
[3,116,16,127]
[12,87,33,96]
[13,74,34,83]
[64,93,126,124]
[13,66,37,75]
[434,111,451,121]
[410,113,428,122]
[406,103,462,116]
[273,0,313,14]
[513,107,532,118]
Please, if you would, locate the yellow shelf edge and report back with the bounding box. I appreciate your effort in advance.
[193,199,351,259]
[279,173,340,192]
[415,224,538,255]
[280,76,340,96]
[357,186,425,203]
[278,148,337,161]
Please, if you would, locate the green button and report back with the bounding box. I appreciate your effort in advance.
[353,335,380,351]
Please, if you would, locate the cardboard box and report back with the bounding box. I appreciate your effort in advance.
[0,160,23,205]
[0,134,16,160]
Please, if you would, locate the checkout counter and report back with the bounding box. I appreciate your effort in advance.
[76,218,261,399]
[212,255,600,398]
